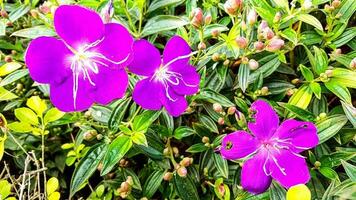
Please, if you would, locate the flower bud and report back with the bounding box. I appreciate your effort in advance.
[332,0,340,8]
[172,147,179,157]
[248,59,259,70]
[211,29,220,37]
[177,166,187,177]
[261,86,269,95]
[227,107,236,115]
[0,113,7,128]
[325,69,333,77]
[314,161,321,167]
[291,78,300,85]
[235,111,246,127]
[263,27,275,40]
[180,157,193,167]
[235,37,248,49]
[198,42,206,50]
[319,73,329,82]
[83,130,97,141]
[120,181,131,192]
[319,113,327,119]
[273,12,282,23]
[218,117,225,125]
[212,53,220,62]
[223,59,230,66]
[350,58,356,69]
[126,176,133,185]
[266,37,284,52]
[204,14,212,25]
[286,88,294,96]
[163,172,173,181]
[0,9,8,18]
[4,55,12,63]
[191,8,203,28]
[241,57,249,64]
[202,136,210,143]
[39,1,52,14]
[163,147,170,156]
[213,103,223,112]
[247,9,257,25]
[97,162,103,171]
[224,0,242,15]
[96,134,103,140]
[218,184,225,197]
[254,41,265,51]
[302,0,313,10]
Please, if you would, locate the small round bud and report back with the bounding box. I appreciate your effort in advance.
[96,134,103,140]
[261,86,269,95]
[349,58,356,69]
[177,166,187,177]
[319,113,327,119]
[266,37,284,52]
[241,57,249,64]
[291,78,300,85]
[172,147,179,157]
[0,9,8,18]
[235,37,248,49]
[325,69,333,77]
[212,53,220,62]
[211,29,220,37]
[218,117,225,125]
[163,172,173,181]
[286,88,294,96]
[202,136,210,143]
[198,42,206,50]
[120,181,130,192]
[119,159,127,167]
[273,12,282,23]
[263,27,275,40]
[16,83,23,90]
[332,0,341,8]
[223,59,230,66]
[126,176,133,185]
[227,107,236,115]
[191,8,203,28]
[163,148,170,156]
[254,41,265,51]
[204,14,212,25]
[180,157,192,167]
[97,162,103,171]
[11,50,17,55]
[224,0,242,15]
[4,55,12,63]
[248,59,259,70]
[30,9,39,18]
[314,161,321,168]
[213,103,223,112]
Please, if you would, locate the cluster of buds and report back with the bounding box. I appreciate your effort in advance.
[83,129,98,141]
[119,158,129,167]
[324,0,340,12]
[117,176,133,198]
[163,146,179,157]
[39,1,57,14]
[191,8,212,28]
[256,20,285,52]
[319,69,333,82]
[224,0,243,15]
[202,136,210,147]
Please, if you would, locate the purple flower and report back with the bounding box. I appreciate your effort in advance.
[220,100,319,194]
[25,5,133,112]
[128,36,200,117]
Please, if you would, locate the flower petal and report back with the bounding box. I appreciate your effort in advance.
[54,5,104,49]
[169,65,200,95]
[25,37,72,84]
[92,67,128,105]
[241,151,272,194]
[90,23,133,67]
[248,100,279,140]
[163,36,191,71]
[128,39,161,76]
[132,78,163,110]
[160,89,188,117]
[274,119,318,153]
[269,150,311,188]
[50,76,93,112]
[220,131,259,160]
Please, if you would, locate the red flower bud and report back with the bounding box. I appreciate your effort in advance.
[235,36,248,49]
[254,41,265,51]
[191,8,203,28]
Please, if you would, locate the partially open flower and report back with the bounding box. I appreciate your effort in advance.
[224,0,243,15]
[247,9,257,25]
[191,8,203,28]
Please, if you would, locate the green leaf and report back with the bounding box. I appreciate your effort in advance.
[288,85,313,109]
[299,64,314,81]
[331,68,356,89]
[0,69,29,87]
[108,98,131,132]
[174,126,195,140]
[341,101,356,128]
[132,110,161,132]
[9,4,30,22]
[101,135,132,175]
[238,63,250,92]
[281,28,298,45]
[250,0,276,25]
[310,82,321,99]
[213,153,229,178]
[0,180,11,199]
[141,15,189,37]
[44,108,65,124]
[319,167,339,180]
[0,87,18,101]
[7,121,33,133]
[313,46,328,74]
[283,103,316,121]
[317,115,348,144]
[70,143,107,197]
[269,182,286,200]
[333,27,356,47]
[341,160,356,182]
[337,0,356,23]
[11,26,56,39]
[174,173,199,200]
[89,105,112,124]
[0,135,5,161]
[14,107,39,125]
[297,14,323,31]
[47,177,59,195]
[200,115,218,133]
[147,0,185,13]
[186,143,208,153]
[132,132,148,146]
[196,89,234,107]
[143,170,165,198]
[249,56,281,83]
[325,80,351,104]
[27,96,47,116]
[0,62,22,76]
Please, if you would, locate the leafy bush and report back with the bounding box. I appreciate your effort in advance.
[0,0,355,199]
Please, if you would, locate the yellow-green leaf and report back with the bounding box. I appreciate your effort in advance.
[7,121,33,133]
[26,96,47,116]
[288,85,313,109]
[132,131,148,146]
[0,134,6,161]
[44,108,65,124]
[0,87,18,101]
[331,68,356,89]
[48,191,60,200]
[14,107,39,125]
[297,14,323,31]
[46,177,59,195]
[0,62,22,76]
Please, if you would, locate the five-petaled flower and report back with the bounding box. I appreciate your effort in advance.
[25,5,133,112]
[128,36,200,117]
[220,100,319,194]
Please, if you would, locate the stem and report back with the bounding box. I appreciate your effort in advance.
[120,0,138,35]
[167,138,178,167]
[40,117,47,198]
